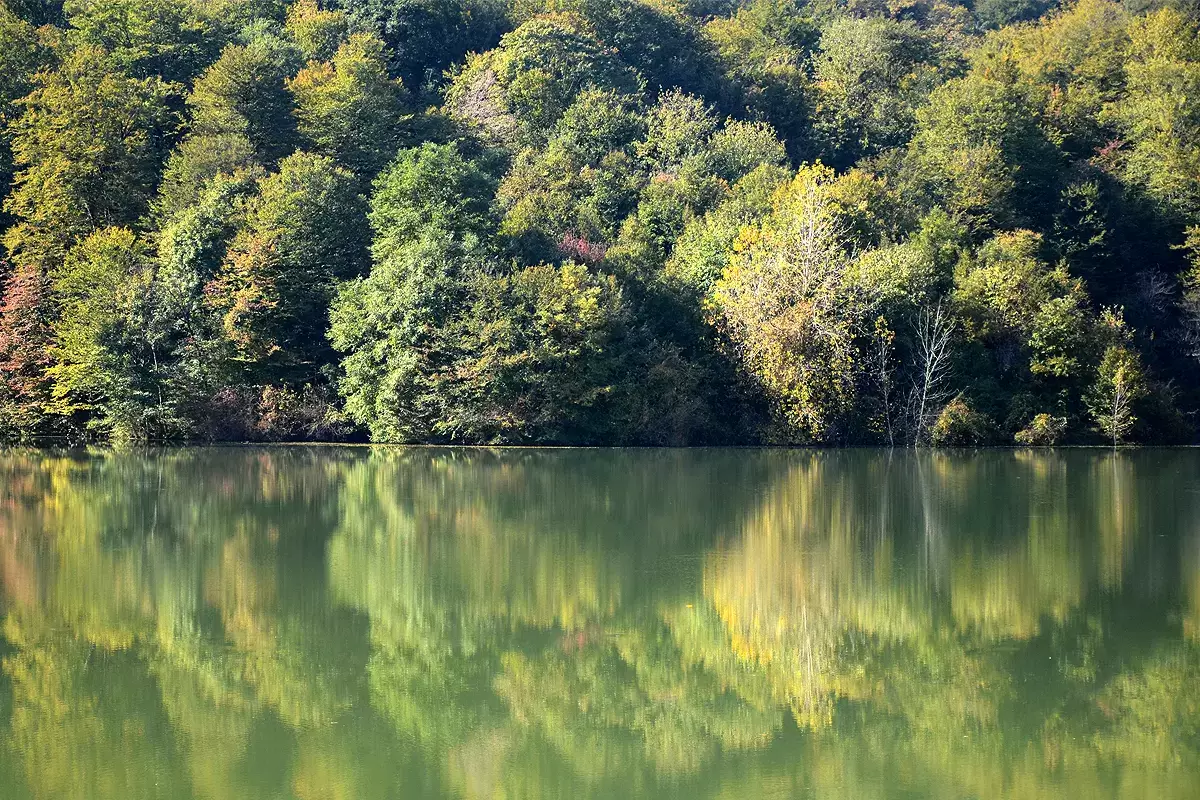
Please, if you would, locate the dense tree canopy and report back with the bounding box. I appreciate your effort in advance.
[0,0,1198,444]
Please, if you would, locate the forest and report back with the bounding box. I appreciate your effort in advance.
[0,0,1198,445]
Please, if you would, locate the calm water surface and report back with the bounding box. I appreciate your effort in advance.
[0,447,1197,799]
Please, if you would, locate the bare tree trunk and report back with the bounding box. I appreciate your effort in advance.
[1111,366,1127,447]
[908,302,955,446]
[875,321,895,448]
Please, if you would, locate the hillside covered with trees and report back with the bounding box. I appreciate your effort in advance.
[0,0,1198,445]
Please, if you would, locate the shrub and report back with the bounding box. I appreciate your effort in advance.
[931,394,994,446]
[1014,413,1068,445]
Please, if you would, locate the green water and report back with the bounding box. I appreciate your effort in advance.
[0,447,1197,799]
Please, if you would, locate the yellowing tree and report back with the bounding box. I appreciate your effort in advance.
[711,166,863,442]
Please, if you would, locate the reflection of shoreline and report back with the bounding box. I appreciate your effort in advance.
[0,449,1197,799]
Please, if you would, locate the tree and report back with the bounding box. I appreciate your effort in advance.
[340,0,505,93]
[665,163,789,297]
[1107,8,1200,220]
[0,46,176,436]
[711,167,863,442]
[428,261,635,444]
[151,169,264,420]
[1086,343,1147,445]
[974,0,1057,30]
[0,258,53,436]
[909,301,956,444]
[955,231,1095,381]
[906,68,1062,230]
[1000,0,1131,156]
[285,0,349,61]
[330,233,496,442]
[497,88,647,259]
[187,35,302,164]
[154,132,260,220]
[207,152,369,382]
[288,32,407,176]
[367,141,497,257]
[567,0,725,100]
[329,142,498,441]
[45,227,180,439]
[63,0,221,82]
[3,46,177,272]
[0,2,51,229]
[811,16,935,168]
[703,0,814,159]
[1182,227,1200,367]
[446,12,640,145]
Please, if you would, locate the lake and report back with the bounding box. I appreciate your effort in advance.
[0,447,1197,799]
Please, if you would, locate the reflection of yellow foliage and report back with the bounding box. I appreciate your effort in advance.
[1095,453,1137,589]
[949,545,1080,640]
[1186,547,1200,642]
[1093,644,1200,767]
[1,447,1199,799]
[293,731,361,800]
[207,530,279,652]
[3,611,186,799]
[151,651,257,800]
[447,729,516,800]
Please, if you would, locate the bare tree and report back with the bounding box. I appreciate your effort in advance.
[1137,268,1174,316]
[873,318,896,448]
[907,302,955,446]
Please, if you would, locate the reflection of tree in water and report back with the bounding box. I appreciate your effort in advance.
[0,448,375,799]
[0,447,1198,798]
[700,449,1200,798]
[328,447,782,795]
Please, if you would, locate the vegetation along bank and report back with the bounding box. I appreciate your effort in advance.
[1,0,1199,445]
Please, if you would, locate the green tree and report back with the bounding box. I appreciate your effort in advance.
[1000,0,1131,156]
[446,12,640,145]
[974,0,1057,29]
[0,46,176,436]
[1182,227,1200,369]
[665,163,790,297]
[288,32,407,176]
[367,141,497,257]
[811,16,936,168]
[330,233,496,442]
[285,0,349,61]
[340,0,505,93]
[497,88,647,259]
[569,0,725,98]
[0,2,51,228]
[154,132,260,220]
[431,261,635,444]
[3,45,177,273]
[208,152,369,382]
[152,169,265,425]
[906,67,1062,230]
[45,227,180,439]
[63,0,221,82]
[703,0,814,159]
[953,230,1100,433]
[1107,7,1200,220]
[187,34,302,164]
[329,142,497,441]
